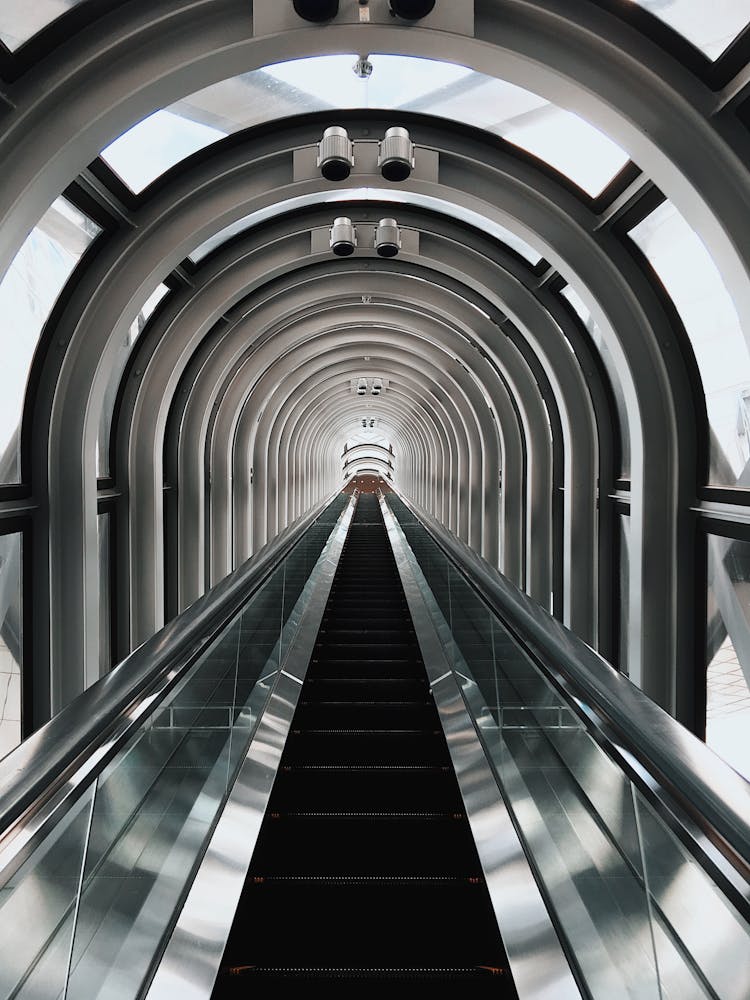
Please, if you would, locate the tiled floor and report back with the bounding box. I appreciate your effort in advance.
[0,637,21,761]
[706,635,750,782]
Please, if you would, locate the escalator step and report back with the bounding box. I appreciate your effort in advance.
[249,815,479,875]
[281,731,447,765]
[223,880,506,967]
[211,494,517,998]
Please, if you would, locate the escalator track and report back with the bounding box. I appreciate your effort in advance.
[213,493,518,993]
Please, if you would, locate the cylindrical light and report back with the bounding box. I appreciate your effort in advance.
[317,126,354,181]
[375,218,401,258]
[292,0,339,23]
[378,126,415,182]
[357,378,367,396]
[330,217,357,256]
[371,378,382,396]
[388,0,435,20]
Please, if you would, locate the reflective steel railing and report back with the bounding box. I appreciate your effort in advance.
[0,493,350,1000]
[384,491,750,1000]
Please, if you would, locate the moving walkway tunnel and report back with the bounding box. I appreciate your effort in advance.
[0,490,748,998]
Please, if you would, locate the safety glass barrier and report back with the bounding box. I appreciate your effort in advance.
[386,494,750,1000]
[0,495,349,1000]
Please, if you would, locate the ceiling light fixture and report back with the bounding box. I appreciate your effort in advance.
[292,0,339,23]
[388,0,436,20]
[317,126,354,181]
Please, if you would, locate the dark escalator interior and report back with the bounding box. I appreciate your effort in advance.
[213,493,518,993]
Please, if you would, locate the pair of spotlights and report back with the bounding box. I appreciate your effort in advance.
[356,378,383,396]
[318,126,415,182]
[330,217,401,257]
[293,1,436,23]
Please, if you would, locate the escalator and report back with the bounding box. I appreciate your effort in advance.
[0,489,748,999]
[213,493,516,991]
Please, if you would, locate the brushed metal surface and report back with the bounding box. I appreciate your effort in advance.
[145,494,356,1000]
[379,493,582,999]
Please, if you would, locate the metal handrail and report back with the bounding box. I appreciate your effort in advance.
[0,492,341,837]
[390,492,750,886]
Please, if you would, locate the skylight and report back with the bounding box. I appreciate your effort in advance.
[101,55,629,198]
[626,0,749,60]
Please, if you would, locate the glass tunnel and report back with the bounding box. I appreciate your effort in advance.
[0,0,749,995]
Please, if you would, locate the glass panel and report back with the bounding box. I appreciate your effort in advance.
[102,55,629,197]
[58,499,346,995]
[97,512,111,674]
[629,200,749,487]
[561,284,631,477]
[62,573,285,1000]
[0,531,22,760]
[386,495,750,997]
[0,197,100,482]
[706,534,750,781]
[102,111,226,195]
[0,0,84,51]
[0,783,96,1000]
[189,188,542,265]
[97,283,169,477]
[627,0,749,60]
[633,786,750,998]
[618,512,631,676]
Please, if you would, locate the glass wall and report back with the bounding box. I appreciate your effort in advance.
[629,200,750,487]
[0,1,84,50]
[706,533,750,781]
[0,197,100,482]
[102,55,629,197]
[0,531,22,760]
[629,1,749,60]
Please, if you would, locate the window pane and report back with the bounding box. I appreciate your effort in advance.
[0,0,84,51]
[627,1,749,60]
[102,110,226,195]
[629,201,749,487]
[102,55,629,197]
[561,285,631,477]
[706,534,750,781]
[0,197,100,483]
[97,284,169,478]
[98,512,111,674]
[0,532,22,760]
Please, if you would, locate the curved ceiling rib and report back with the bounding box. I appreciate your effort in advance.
[0,0,745,741]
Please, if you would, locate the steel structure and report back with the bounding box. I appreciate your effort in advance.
[0,0,748,758]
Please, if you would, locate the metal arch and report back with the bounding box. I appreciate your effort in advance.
[0,0,747,334]
[287,391,437,524]
[209,306,506,548]
[242,358,465,558]
[159,251,543,587]
[230,336,489,552]
[163,275,507,565]
[345,461,393,477]
[194,283,526,555]
[186,322,474,596]
[235,373,446,568]
[281,397,420,520]
[29,127,694,716]
[342,443,395,467]
[255,357,475,546]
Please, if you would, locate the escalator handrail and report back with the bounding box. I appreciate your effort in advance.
[391,493,750,877]
[0,492,341,838]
